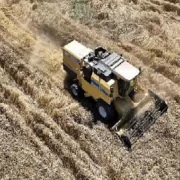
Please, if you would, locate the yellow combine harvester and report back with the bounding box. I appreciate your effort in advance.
[62,40,168,148]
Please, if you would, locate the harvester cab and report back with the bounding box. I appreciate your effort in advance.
[62,40,168,148]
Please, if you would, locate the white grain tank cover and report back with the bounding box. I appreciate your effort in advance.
[63,40,93,60]
[113,61,140,81]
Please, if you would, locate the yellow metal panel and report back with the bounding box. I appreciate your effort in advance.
[81,79,99,98]
[63,50,80,73]
[82,73,113,104]
[81,78,112,104]
[91,73,110,94]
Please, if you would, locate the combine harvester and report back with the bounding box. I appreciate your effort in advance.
[62,40,168,148]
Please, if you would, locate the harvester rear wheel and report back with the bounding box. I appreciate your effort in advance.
[70,84,83,98]
[96,100,115,121]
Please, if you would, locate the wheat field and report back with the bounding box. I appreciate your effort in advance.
[0,0,179,179]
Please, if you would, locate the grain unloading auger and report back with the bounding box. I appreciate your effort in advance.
[62,40,168,148]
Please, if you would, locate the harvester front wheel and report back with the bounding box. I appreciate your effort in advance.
[70,84,83,98]
[96,100,115,121]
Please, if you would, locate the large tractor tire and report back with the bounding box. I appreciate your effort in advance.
[96,100,115,121]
